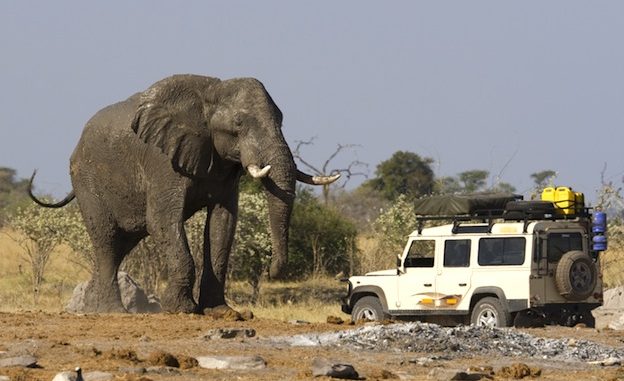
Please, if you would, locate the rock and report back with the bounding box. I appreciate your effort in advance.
[52,371,78,381]
[496,363,541,379]
[65,272,161,313]
[604,287,624,309]
[196,355,267,370]
[118,366,146,375]
[588,357,622,366]
[428,367,459,380]
[0,355,37,368]
[327,315,344,324]
[311,358,359,379]
[592,307,624,330]
[201,328,256,340]
[83,371,114,381]
[240,309,254,321]
[0,376,9,381]
[380,369,400,379]
[145,366,181,375]
[177,355,199,369]
[450,372,487,380]
[202,305,243,321]
[289,319,311,325]
[146,351,179,367]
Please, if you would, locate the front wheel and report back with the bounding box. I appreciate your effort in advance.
[470,297,511,328]
[352,296,385,322]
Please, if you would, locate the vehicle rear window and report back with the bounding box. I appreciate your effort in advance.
[478,237,526,266]
[444,239,471,267]
[547,233,583,262]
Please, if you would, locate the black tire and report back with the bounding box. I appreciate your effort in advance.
[351,296,385,322]
[555,251,597,301]
[470,297,511,328]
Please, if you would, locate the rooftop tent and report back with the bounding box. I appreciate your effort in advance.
[413,193,522,216]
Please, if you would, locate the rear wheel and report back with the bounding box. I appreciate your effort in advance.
[555,251,597,301]
[352,296,385,322]
[470,297,511,328]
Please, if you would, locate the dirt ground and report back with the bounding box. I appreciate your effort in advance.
[1,312,624,381]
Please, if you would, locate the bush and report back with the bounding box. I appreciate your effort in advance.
[5,203,68,304]
[356,194,417,274]
[287,188,357,279]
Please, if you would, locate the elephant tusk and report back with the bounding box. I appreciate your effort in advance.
[247,164,271,178]
[296,170,341,185]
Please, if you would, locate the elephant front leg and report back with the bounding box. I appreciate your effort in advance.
[151,222,197,313]
[198,200,237,310]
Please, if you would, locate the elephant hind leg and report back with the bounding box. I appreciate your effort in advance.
[82,222,142,313]
[83,232,132,313]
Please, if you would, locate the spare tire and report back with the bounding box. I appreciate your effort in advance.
[555,251,597,301]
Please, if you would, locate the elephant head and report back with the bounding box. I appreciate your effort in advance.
[131,75,338,278]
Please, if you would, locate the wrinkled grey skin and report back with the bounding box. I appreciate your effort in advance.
[29,75,332,313]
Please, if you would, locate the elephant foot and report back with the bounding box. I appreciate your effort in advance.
[82,281,127,314]
[202,305,253,321]
[161,287,197,314]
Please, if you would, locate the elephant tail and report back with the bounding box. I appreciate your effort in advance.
[28,170,75,208]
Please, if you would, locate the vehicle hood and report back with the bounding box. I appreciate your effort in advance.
[364,269,397,276]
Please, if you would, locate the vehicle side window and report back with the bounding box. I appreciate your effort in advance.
[478,237,526,266]
[404,239,435,268]
[444,239,471,267]
[547,233,583,262]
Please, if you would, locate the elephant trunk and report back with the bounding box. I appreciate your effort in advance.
[260,146,296,279]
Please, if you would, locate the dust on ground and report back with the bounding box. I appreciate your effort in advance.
[2,312,624,380]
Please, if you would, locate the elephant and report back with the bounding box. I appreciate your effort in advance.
[28,74,339,314]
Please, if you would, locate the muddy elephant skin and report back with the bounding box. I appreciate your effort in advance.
[29,74,338,313]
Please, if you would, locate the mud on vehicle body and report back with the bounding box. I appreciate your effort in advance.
[342,191,605,328]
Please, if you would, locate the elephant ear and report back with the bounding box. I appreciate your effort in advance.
[131,79,213,178]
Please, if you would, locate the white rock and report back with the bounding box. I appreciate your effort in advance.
[0,355,37,368]
[52,371,77,381]
[196,355,266,370]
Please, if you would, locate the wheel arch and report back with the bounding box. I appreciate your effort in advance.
[470,287,509,311]
[350,286,389,313]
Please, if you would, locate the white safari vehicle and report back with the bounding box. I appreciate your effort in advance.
[341,191,605,328]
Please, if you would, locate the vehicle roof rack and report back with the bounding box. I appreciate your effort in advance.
[415,206,591,235]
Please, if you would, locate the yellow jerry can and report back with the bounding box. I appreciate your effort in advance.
[541,187,556,203]
[555,186,576,215]
[574,192,585,213]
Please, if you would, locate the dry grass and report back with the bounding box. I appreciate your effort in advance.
[0,228,90,312]
[601,245,624,288]
[0,228,349,321]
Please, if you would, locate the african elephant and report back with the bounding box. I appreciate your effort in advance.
[29,74,339,313]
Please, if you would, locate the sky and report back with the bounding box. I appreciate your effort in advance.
[1,1,623,204]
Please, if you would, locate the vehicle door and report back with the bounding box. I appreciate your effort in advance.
[396,238,438,311]
[434,238,472,311]
[536,230,585,301]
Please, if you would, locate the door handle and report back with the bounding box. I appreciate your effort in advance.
[424,283,432,287]
[459,283,467,287]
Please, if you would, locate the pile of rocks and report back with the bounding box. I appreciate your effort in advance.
[282,322,624,362]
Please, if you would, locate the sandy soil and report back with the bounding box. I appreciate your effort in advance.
[1,312,624,380]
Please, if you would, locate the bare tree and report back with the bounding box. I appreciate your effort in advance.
[292,137,368,205]
[597,163,624,214]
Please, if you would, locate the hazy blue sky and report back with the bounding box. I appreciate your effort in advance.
[1,2,623,203]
